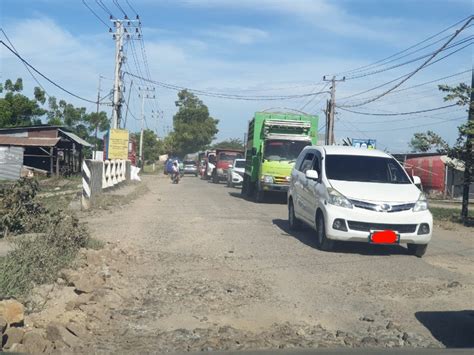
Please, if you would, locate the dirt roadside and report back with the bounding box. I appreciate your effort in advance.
[18,175,474,352]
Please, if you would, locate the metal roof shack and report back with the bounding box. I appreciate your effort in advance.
[0,125,92,180]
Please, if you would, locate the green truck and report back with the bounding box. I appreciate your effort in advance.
[241,112,318,202]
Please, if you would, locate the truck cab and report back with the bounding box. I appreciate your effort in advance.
[242,112,318,202]
[212,149,244,183]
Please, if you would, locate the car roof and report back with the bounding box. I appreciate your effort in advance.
[311,145,391,158]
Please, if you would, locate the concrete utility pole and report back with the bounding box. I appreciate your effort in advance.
[138,87,156,167]
[111,21,124,129]
[461,67,473,222]
[111,17,141,129]
[323,76,345,145]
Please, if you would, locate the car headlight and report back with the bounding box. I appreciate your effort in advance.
[413,193,428,212]
[327,188,353,209]
[261,175,274,184]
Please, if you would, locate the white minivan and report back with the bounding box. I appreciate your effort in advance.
[287,146,432,257]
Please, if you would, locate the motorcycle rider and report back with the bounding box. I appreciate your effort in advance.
[171,160,180,183]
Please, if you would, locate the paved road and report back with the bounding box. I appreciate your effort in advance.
[85,175,474,352]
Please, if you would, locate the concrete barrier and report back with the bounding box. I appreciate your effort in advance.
[82,159,131,210]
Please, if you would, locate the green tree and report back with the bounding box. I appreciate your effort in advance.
[439,82,473,223]
[409,82,473,223]
[0,78,46,127]
[131,129,163,163]
[409,131,448,153]
[170,90,219,156]
[212,138,244,150]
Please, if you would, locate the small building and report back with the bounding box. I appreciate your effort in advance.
[394,152,472,199]
[0,125,92,180]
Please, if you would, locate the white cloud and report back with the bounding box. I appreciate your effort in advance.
[201,26,269,44]
[181,0,404,43]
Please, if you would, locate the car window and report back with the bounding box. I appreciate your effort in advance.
[312,155,320,174]
[298,153,314,173]
[325,155,411,184]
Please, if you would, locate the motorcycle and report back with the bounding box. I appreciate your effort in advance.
[171,171,180,184]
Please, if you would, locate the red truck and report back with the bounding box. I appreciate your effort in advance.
[211,149,244,183]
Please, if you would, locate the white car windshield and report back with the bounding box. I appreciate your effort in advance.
[325,155,411,184]
[234,160,245,168]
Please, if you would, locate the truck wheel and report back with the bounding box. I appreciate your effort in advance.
[241,177,248,196]
[316,213,334,251]
[407,243,428,258]
[288,200,301,230]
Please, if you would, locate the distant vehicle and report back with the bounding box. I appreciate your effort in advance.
[287,146,432,257]
[203,151,216,180]
[241,111,318,202]
[198,159,207,178]
[183,160,198,176]
[212,149,244,184]
[165,158,183,177]
[227,159,246,187]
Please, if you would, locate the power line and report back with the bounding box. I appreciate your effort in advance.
[0,28,50,98]
[341,108,465,124]
[96,0,115,18]
[125,0,139,16]
[334,15,473,76]
[124,71,331,101]
[1,40,98,104]
[338,116,465,133]
[343,29,472,107]
[345,36,473,81]
[338,103,458,116]
[82,0,110,28]
[112,0,128,18]
[339,45,473,104]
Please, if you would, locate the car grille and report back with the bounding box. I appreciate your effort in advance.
[274,176,289,185]
[349,199,415,213]
[347,221,417,233]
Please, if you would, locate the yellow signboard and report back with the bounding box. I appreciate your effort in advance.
[108,129,129,160]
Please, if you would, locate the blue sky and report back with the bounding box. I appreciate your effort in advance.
[1,0,472,152]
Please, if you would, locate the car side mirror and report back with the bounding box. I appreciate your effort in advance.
[305,169,319,180]
[412,176,421,185]
[251,148,257,155]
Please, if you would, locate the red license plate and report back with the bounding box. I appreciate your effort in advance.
[369,230,399,244]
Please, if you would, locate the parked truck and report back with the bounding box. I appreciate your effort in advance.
[242,112,318,202]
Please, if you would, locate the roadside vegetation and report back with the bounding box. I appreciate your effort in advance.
[431,206,474,225]
[0,178,90,300]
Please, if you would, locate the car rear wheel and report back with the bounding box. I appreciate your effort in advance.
[255,188,264,203]
[407,243,428,258]
[316,213,334,251]
[288,200,301,231]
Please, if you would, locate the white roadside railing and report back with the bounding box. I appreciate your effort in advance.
[82,159,130,210]
[102,159,127,189]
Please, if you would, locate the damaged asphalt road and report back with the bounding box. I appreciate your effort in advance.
[77,175,474,352]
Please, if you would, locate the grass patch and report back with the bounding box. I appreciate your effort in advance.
[85,237,105,250]
[0,178,90,300]
[142,162,163,175]
[0,213,89,300]
[431,207,474,226]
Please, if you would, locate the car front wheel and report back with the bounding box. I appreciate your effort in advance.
[407,243,428,258]
[316,213,334,251]
[288,200,301,230]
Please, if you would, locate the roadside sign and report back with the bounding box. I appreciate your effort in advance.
[352,138,376,149]
[108,129,129,160]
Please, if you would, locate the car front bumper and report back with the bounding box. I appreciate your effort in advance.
[183,168,198,174]
[322,204,432,245]
[230,173,244,185]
